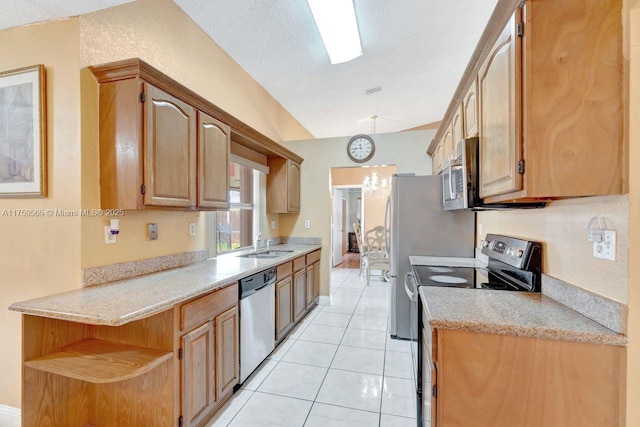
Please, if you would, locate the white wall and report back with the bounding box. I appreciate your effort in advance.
[280,130,434,296]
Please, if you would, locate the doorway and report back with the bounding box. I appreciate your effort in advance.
[331,187,363,269]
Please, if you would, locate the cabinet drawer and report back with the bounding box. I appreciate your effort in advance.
[276,261,293,280]
[181,282,238,331]
[306,250,320,265]
[293,256,305,272]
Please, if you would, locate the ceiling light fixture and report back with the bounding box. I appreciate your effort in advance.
[307,0,362,65]
[363,171,388,195]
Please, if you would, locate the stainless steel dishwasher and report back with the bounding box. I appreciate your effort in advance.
[239,267,276,383]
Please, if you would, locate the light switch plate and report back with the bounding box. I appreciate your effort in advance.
[271,220,276,229]
[148,223,158,240]
[593,230,615,260]
[304,220,310,229]
[189,222,196,236]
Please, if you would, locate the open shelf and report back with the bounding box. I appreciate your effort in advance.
[24,338,173,384]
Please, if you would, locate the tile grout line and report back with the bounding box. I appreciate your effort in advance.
[303,269,361,426]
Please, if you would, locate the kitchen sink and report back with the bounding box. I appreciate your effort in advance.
[238,250,294,259]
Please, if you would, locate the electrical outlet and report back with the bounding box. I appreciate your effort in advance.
[593,230,616,261]
[304,220,311,229]
[189,222,196,236]
[271,220,276,229]
[147,223,158,240]
[104,226,116,244]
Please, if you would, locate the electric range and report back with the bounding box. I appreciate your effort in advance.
[409,234,543,427]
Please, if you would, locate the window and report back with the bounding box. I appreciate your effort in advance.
[211,162,260,255]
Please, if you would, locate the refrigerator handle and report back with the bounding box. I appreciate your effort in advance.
[384,196,391,257]
[404,272,417,301]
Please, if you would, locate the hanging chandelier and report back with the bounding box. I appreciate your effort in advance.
[363,171,387,194]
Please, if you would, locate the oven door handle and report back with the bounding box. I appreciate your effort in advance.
[404,272,417,301]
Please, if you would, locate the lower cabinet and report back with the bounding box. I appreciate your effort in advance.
[215,306,239,399]
[306,264,314,310]
[313,260,320,300]
[293,269,306,322]
[276,276,294,341]
[429,328,624,426]
[179,283,239,427]
[182,321,216,427]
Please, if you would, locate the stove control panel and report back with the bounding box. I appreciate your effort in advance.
[481,234,542,270]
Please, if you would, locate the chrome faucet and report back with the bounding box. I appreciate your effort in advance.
[254,231,263,253]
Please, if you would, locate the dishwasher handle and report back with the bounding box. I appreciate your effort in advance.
[404,272,417,302]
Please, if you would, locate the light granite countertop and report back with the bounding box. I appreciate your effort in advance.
[419,287,627,346]
[9,244,320,326]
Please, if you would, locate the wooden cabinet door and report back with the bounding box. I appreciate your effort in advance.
[198,112,230,209]
[433,142,443,174]
[478,13,522,199]
[442,127,453,165]
[287,160,301,213]
[451,105,464,152]
[463,78,479,138]
[306,264,314,310]
[422,326,437,427]
[313,261,320,299]
[275,277,294,340]
[181,321,215,427]
[215,306,239,399]
[143,84,196,207]
[293,269,306,322]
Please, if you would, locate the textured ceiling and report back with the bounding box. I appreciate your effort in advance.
[0,0,497,139]
[0,0,134,31]
[174,0,498,138]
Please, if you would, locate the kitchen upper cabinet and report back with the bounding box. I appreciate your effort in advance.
[450,104,464,152]
[463,78,478,138]
[433,139,444,175]
[198,112,230,209]
[215,306,239,399]
[181,321,215,427]
[429,0,624,203]
[144,84,197,207]
[267,157,301,213]
[441,127,454,166]
[478,13,522,199]
[275,276,294,341]
[91,58,304,212]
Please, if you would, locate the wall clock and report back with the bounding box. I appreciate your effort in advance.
[347,134,375,163]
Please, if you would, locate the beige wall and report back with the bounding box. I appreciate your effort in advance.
[281,130,434,297]
[627,1,639,424]
[332,165,397,232]
[477,195,629,303]
[0,19,82,408]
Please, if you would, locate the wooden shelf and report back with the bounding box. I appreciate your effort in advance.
[24,338,173,384]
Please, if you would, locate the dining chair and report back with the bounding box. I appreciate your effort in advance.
[364,225,390,286]
[353,222,367,277]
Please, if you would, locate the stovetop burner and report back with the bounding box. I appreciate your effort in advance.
[428,275,468,284]
[426,266,454,274]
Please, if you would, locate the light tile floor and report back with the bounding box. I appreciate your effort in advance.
[207,268,416,427]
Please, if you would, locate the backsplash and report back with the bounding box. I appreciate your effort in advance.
[82,250,209,286]
[542,274,627,335]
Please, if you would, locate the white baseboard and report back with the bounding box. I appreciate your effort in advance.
[0,404,20,419]
[318,295,331,306]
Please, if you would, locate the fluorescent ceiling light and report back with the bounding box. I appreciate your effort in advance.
[308,0,362,65]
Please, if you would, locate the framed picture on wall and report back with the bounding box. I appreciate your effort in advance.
[0,64,47,197]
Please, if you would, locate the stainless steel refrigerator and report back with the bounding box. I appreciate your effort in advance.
[386,174,475,339]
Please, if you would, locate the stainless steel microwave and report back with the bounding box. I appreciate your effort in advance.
[441,138,545,211]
